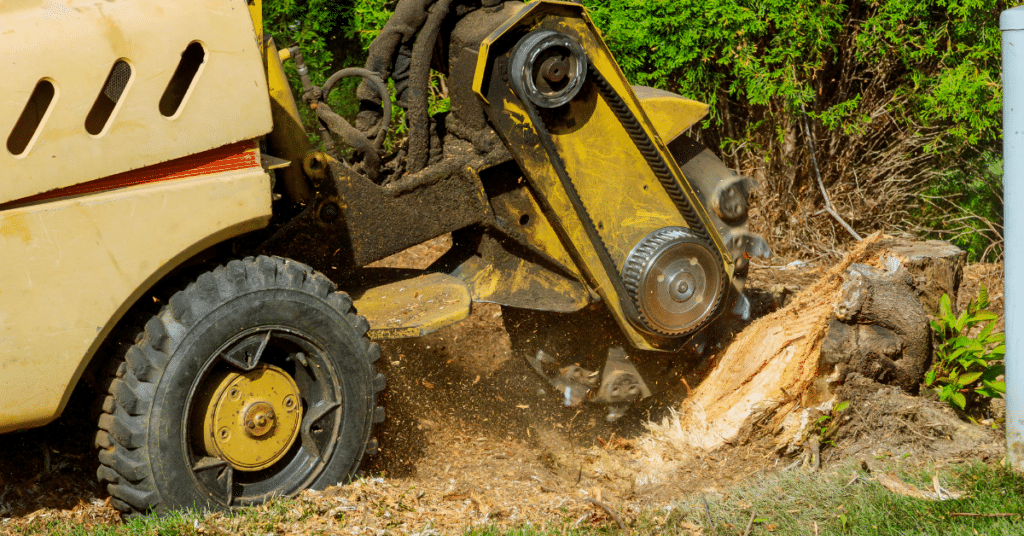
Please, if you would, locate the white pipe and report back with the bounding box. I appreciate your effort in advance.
[1002,6,1024,468]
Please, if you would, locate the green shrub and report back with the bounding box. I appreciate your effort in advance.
[585,0,1014,259]
[926,286,1005,413]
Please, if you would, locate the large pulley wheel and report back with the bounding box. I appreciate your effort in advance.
[95,256,385,514]
[622,227,725,337]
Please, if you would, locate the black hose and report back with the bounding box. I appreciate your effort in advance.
[356,0,435,133]
[313,105,381,182]
[405,0,454,174]
[323,68,392,151]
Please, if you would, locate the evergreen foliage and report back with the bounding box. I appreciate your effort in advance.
[589,0,1012,260]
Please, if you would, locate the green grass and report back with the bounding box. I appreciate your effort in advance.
[665,461,1024,536]
[5,462,1022,535]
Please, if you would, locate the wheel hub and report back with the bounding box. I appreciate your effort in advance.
[510,29,588,108]
[202,365,303,472]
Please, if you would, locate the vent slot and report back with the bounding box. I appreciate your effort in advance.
[85,60,133,136]
[159,42,206,118]
[7,79,56,156]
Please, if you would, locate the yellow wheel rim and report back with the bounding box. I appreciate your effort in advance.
[201,365,303,472]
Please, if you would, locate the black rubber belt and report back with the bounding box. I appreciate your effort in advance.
[588,66,714,243]
[587,65,728,332]
[509,65,643,323]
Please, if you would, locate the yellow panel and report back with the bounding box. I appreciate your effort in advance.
[249,0,263,51]
[353,273,472,340]
[634,85,709,143]
[549,87,684,266]
[0,0,273,204]
[265,39,313,203]
[488,182,580,276]
[0,168,272,433]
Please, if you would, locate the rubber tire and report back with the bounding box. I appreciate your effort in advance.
[95,256,385,514]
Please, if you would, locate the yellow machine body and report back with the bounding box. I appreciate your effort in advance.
[472,1,732,350]
[0,0,275,433]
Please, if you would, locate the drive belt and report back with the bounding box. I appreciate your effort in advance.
[508,32,727,337]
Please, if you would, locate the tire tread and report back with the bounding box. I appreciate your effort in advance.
[96,255,384,515]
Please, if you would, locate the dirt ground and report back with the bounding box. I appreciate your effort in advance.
[0,237,1006,533]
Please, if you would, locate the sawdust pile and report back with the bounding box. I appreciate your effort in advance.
[636,233,888,483]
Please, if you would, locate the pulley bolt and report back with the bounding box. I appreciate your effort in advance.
[284,396,295,409]
[247,420,257,429]
[219,427,230,440]
[540,56,569,84]
[319,202,341,223]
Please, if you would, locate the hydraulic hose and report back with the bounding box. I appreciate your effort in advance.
[406,0,454,174]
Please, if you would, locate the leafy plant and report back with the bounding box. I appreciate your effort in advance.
[917,155,1003,262]
[816,400,850,447]
[926,286,1005,412]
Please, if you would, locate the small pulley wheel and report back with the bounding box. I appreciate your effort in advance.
[621,227,725,337]
[509,29,588,108]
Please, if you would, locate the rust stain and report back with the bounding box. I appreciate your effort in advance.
[0,0,45,15]
[1011,440,1024,462]
[0,214,31,243]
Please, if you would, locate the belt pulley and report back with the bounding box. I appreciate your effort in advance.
[508,28,727,338]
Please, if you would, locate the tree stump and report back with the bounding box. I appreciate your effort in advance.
[888,239,966,315]
[637,234,964,478]
[821,263,930,393]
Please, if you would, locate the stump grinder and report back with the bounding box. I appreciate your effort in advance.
[0,0,769,514]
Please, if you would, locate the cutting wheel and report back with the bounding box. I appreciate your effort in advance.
[622,227,725,337]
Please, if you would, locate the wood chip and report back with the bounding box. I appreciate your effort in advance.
[876,472,965,501]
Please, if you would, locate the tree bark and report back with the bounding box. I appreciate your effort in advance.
[821,263,930,393]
